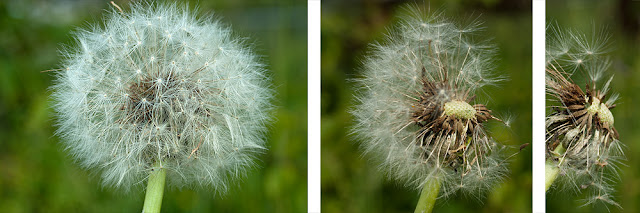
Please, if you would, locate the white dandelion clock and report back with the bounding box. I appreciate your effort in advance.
[51,2,272,212]
[545,24,624,208]
[351,7,508,213]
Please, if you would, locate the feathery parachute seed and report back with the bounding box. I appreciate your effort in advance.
[545,25,623,207]
[51,3,272,192]
[352,7,507,198]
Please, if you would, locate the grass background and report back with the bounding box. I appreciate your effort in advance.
[321,0,531,212]
[546,0,640,212]
[0,0,306,212]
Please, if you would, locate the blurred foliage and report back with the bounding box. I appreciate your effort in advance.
[546,0,640,212]
[0,0,306,212]
[321,0,531,212]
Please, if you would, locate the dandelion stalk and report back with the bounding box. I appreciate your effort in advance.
[545,162,558,192]
[414,177,441,213]
[143,162,166,213]
[545,145,564,191]
[544,144,565,191]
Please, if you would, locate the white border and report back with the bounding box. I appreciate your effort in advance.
[532,0,545,213]
[307,0,321,212]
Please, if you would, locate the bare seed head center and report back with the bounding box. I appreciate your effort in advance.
[444,100,476,119]
[586,97,614,125]
[598,103,614,125]
[586,97,601,115]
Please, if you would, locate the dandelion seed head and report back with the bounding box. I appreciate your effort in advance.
[351,7,507,199]
[51,2,272,193]
[546,24,623,207]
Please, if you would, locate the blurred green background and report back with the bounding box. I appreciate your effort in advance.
[0,0,306,212]
[547,0,640,212]
[321,0,531,212]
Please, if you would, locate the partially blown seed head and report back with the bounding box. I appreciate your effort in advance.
[351,7,508,198]
[51,3,272,192]
[546,24,624,207]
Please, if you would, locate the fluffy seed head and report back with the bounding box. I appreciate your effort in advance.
[351,7,508,198]
[545,24,624,207]
[51,3,272,192]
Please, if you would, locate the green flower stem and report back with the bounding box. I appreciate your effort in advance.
[143,162,166,213]
[545,144,565,191]
[545,161,559,191]
[414,177,441,213]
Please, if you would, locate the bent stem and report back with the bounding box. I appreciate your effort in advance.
[143,162,166,213]
[545,161,559,191]
[545,144,565,191]
[414,177,441,213]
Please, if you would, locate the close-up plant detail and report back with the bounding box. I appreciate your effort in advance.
[351,7,508,213]
[50,2,272,212]
[545,25,624,208]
